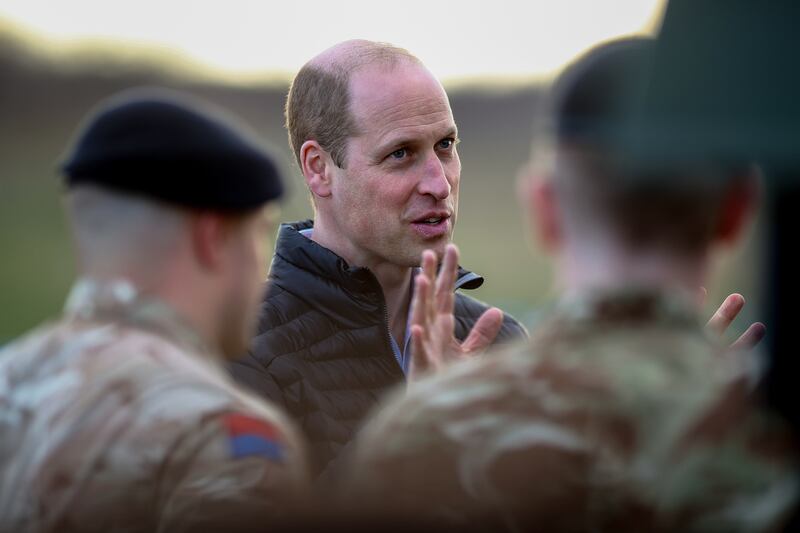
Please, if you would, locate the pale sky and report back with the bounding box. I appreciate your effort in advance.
[0,0,664,83]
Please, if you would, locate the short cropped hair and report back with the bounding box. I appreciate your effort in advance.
[66,185,187,275]
[285,41,420,169]
[553,147,749,253]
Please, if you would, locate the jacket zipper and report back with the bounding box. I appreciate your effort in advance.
[381,301,403,370]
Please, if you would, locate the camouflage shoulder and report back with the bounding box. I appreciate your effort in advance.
[156,408,309,530]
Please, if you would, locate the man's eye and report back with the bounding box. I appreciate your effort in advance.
[389,148,407,159]
[438,138,455,150]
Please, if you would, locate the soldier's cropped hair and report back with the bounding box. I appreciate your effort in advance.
[544,37,755,254]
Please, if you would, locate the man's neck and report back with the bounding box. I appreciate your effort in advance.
[373,264,414,345]
[559,240,709,305]
[311,218,414,343]
[77,268,223,355]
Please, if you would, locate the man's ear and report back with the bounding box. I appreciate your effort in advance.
[300,140,334,199]
[715,167,761,246]
[190,212,228,272]
[527,175,562,252]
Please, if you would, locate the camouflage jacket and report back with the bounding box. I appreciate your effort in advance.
[347,288,798,532]
[0,279,308,533]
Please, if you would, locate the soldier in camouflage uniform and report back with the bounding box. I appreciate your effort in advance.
[0,90,308,532]
[345,38,798,532]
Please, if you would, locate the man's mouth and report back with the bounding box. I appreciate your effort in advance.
[410,213,451,238]
[411,211,451,224]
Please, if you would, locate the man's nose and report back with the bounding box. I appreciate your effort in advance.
[417,152,451,200]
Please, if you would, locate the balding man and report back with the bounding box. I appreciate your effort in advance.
[229,40,527,478]
[0,90,308,533]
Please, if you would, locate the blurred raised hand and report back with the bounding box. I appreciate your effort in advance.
[702,289,767,350]
[408,244,504,381]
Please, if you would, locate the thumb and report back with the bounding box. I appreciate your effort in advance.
[461,307,504,354]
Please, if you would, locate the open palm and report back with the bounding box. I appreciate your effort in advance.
[408,244,504,381]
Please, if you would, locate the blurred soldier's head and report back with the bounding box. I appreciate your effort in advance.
[523,37,758,293]
[61,89,284,357]
[286,40,460,267]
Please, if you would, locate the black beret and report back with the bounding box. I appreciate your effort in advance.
[550,37,655,146]
[61,88,284,211]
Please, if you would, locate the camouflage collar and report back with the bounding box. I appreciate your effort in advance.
[555,286,699,327]
[64,278,213,357]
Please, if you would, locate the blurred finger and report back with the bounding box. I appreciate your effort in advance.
[706,293,746,336]
[410,274,428,330]
[420,250,437,322]
[730,322,767,351]
[425,259,436,323]
[435,245,458,298]
[409,325,428,379]
[435,245,458,315]
[461,307,504,355]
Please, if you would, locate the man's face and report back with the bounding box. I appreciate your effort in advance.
[218,206,275,357]
[328,61,461,267]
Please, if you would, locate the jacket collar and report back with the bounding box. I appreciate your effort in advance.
[271,219,484,295]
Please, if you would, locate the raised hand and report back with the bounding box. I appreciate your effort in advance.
[702,289,766,350]
[408,244,504,381]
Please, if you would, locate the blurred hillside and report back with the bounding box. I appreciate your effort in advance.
[0,28,761,342]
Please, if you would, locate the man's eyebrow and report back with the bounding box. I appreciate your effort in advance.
[378,137,416,153]
[434,127,458,141]
[376,128,460,153]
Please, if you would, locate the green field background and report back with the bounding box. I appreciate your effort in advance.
[0,34,764,344]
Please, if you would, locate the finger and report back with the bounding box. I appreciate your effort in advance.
[425,260,437,324]
[461,307,504,355]
[410,274,429,330]
[421,249,437,284]
[706,293,746,337]
[409,325,429,380]
[435,245,458,299]
[435,244,459,315]
[420,250,437,323]
[729,322,767,351]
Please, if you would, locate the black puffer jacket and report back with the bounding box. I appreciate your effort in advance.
[230,220,527,477]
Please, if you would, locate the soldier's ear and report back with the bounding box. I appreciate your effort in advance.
[190,212,228,272]
[714,166,760,246]
[300,140,334,200]
[528,176,562,252]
